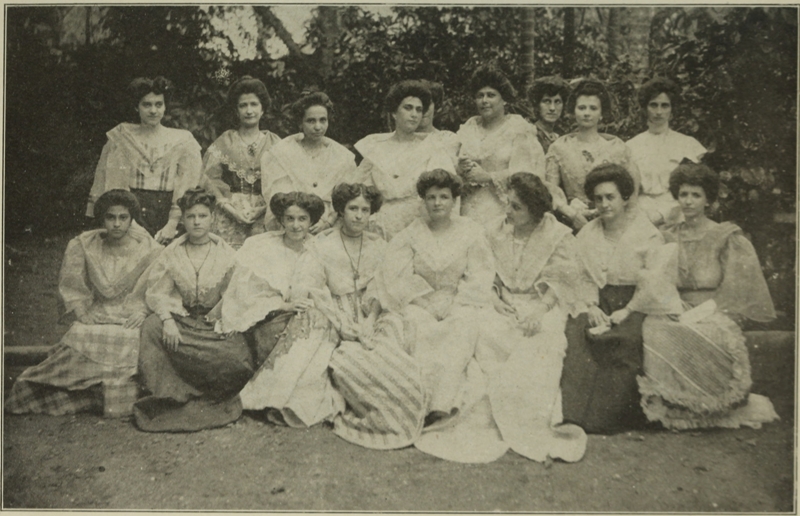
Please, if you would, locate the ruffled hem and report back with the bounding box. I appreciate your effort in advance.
[639,393,780,430]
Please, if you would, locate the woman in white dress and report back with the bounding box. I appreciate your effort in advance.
[202,76,281,248]
[416,80,461,166]
[457,66,546,225]
[626,78,706,226]
[261,91,357,233]
[354,80,455,240]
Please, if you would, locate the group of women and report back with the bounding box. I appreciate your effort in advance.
[6,67,779,464]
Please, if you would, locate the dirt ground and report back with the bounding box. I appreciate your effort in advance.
[2,232,796,512]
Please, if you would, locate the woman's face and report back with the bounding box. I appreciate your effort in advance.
[505,189,535,227]
[575,95,602,130]
[237,93,263,129]
[647,92,672,129]
[301,105,329,142]
[424,186,455,222]
[281,205,312,242]
[103,205,133,241]
[592,181,628,222]
[677,184,708,219]
[138,92,165,127]
[475,87,504,120]
[182,203,214,241]
[341,195,372,236]
[538,94,564,124]
[393,96,424,134]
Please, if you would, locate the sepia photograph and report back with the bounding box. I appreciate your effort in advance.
[2,3,796,512]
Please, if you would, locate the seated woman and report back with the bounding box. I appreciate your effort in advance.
[354,80,455,241]
[376,169,503,462]
[480,172,588,462]
[134,188,253,432]
[222,192,324,407]
[261,91,357,233]
[638,164,779,430]
[6,190,162,417]
[626,78,706,226]
[560,164,680,434]
[202,76,281,248]
[86,77,203,242]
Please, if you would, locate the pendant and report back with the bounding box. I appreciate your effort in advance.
[353,272,360,281]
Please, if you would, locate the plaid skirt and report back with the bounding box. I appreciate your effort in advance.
[5,323,140,417]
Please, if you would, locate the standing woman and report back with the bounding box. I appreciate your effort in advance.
[527,75,572,154]
[6,190,162,418]
[638,164,779,430]
[546,79,640,230]
[202,76,281,249]
[559,164,680,434]
[261,91,357,233]
[87,77,203,243]
[626,78,706,226]
[134,188,253,432]
[354,80,455,241]
[457,66,546,226]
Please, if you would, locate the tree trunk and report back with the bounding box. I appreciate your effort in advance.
[563,7,576,78]
[520,8,536,85]
[607,7,654,70]
[316,6,343,80]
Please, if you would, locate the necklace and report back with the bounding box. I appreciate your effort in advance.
[185,242,213,309]
[340,229,364,322]
[238,131,262,157]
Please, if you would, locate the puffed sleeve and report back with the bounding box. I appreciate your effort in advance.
[544,145,570,213]
[220,257,286,333]
[374,229,434,313]
[172,139,203,206]
[86,140,115,217]
[144,254,186,320]
[58,237,93,315]
[535,234,591,318]
[352,157,377,187]
[627,242,683,315]
[508,126,546,181]
[453,232,496,308]
[202,142,233,205]
[715,231,776,322]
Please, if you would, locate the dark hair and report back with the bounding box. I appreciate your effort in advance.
[416,169,462,199]
[384,80,431,116]
[228,76,272,115]
[669,163,719,204]
[420,80,444,108]
[291,91,334,127]
[468,66,516,103]
[507,173,552,225]
[566,79,613,124]
[528,76,571,117]
[177,187,216,213]
[638,77,681,112]
[584,163,635,201]
[94,189,141,223]
[331,183,383,215]
[129,76,173,108]
[269,192,326,225]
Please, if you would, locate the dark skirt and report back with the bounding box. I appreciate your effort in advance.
[134,314,254,432]
[130,189,173,236]
[560,285,648,434]
[246,311,294,370]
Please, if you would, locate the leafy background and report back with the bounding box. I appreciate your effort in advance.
[4,6,796,317]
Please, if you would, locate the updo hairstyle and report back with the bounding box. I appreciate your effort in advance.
[468,66,517,103]
[507,172,552,225]
[331,183,383,215]
[93,189,141,223]
[228,76,272,114]
[129,76,173,108]
[291,91,335,126]
[638,77,681,112]
[269,192,326,225]
[177,187,216,213]
[416,169,462,199]
[583,163,635,201]
[384,80,432,116]
[567,79,614,123]
[668,163,719,203]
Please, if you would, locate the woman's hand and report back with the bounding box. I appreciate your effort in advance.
[155,220,179,244]
[462,163,491,184]
[281,298,314,314]
[309,219,332,235]
[457,156,476,176]
[76,311,98,325]
[223,203,254,225]
[520,301,550,337]
[610,307,632,326]
[161,318,182,352]
[123,312,147,329]
[493,296,516,317]
[587,305,610,328]
[571,212,589,231]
